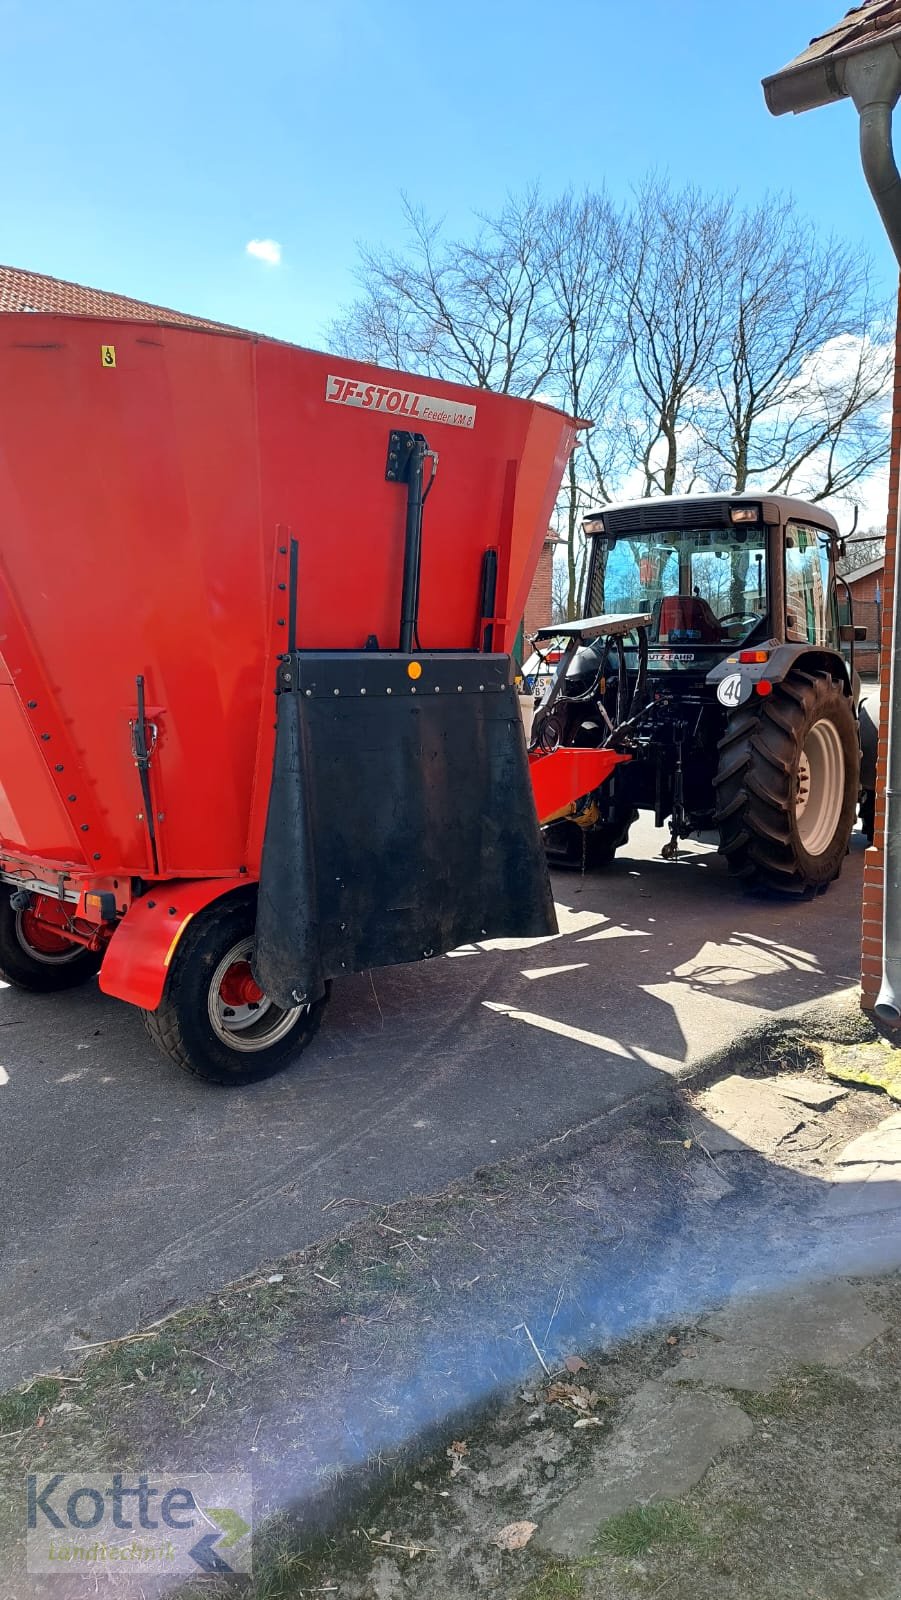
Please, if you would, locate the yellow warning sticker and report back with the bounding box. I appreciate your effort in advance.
[101,344,116,368]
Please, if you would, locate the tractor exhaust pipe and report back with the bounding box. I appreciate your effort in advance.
[843,47,901,1024]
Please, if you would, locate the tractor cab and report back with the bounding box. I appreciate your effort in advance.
[582,493,846,678]
[533,492,874,895]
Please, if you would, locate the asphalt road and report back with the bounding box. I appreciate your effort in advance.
[0,814,868,1387]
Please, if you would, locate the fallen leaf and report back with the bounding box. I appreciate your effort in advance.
[573,1416,603,1429]
[683,1139,693,1149]
[267,1274,284,1284]
[546,1381,602,1414]
[448,1440,468,1456]
[493,1520,537,1552]
[564,1355,588,1374]
[666,1335,679,1346]
[35,1417,45,1429]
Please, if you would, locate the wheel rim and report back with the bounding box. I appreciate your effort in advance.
[15,909,84,965]
[207,937,307,1054]
[794,718,845,856]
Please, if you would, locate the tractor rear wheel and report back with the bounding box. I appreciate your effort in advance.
[143,896,328,1085]
[0,896,102,992]
[543,808,637,870]
[714,667,859,895]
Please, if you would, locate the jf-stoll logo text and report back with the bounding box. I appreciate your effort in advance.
[26,1472,252,1575]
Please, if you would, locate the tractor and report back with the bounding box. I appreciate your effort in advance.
[531,492,877,896]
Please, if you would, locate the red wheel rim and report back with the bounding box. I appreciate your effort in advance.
[19,909,79,956]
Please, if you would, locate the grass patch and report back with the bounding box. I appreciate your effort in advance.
[0,1379,61,1430]
[596,1500,704,1558]
[736,1364,860,1421]
[520,1562,588,1598]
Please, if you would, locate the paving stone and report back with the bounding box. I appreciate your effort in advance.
[816,1163,901,1218]
[693,1076,805,1155]
[701,1278,887,1365]
[834,1113,901,1166]
[661,1340,787,1393]
[772,1076,849,1109]
[537,1382,752,1558]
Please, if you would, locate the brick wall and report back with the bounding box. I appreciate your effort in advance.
[523,537,557,643]
[860,286,901,1013]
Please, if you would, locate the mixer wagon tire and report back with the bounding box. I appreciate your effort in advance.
[0,897,102,991]
[143,898,328,1085]
[714,666,858,896]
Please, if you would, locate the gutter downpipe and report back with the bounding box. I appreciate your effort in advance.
[843,44,901,1022]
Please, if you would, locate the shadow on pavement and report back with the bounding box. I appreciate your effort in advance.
[0,823,869,1388]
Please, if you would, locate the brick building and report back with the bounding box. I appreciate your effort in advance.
[522,532,561,643]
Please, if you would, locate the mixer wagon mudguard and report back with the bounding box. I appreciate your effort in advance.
[254,651,556,1008]
[99,876,249,1011]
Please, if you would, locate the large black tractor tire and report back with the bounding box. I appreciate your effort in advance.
[0,896,102,992]
[543,808,637,871]
[714,667,859,896]
[142,896,328,1086]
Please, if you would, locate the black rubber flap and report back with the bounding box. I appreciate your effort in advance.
[254,652,556,1006]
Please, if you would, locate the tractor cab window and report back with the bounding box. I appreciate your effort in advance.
[591,524,768,648]
[784,522,831,646]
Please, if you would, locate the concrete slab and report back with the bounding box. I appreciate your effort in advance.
[816,1163,901,1218]
[701,1279,886,1365]
[772,1076,849,1109]
[692,1076,806,1155]
[661,1341,788,1393]
[834,1115,901,1166]
[538,1381,752,1557]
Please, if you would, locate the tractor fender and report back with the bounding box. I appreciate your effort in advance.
[706,643,853,696]
[99,877,251,1011]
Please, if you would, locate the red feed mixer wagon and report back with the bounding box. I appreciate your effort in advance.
[0,312,620,1083]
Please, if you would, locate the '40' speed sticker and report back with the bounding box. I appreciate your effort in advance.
[716,672,752,709]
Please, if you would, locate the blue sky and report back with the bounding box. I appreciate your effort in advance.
[0,0,895,346]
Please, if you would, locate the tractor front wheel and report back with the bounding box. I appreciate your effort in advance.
[714,667,859,895]
[142,897,328,1085]
[0,896,103,992]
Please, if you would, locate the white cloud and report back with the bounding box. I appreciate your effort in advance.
[245,238,282,267]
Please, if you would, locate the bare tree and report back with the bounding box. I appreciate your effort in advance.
[699,198,893,502]
[615,181,733,498]
[551,558,570,623]
[330,180,892,625]
[544,190,625,615]
[838,525,886,575]
[329,191,563,397]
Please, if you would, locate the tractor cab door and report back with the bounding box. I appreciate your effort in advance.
[783,519,840,649]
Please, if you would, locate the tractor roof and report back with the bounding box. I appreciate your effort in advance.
[597,491,840,533]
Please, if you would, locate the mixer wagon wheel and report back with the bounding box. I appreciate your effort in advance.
[143,896,328,1085]
[0,896,103,992]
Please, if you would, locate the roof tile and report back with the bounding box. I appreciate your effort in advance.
[0,264,246,334]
